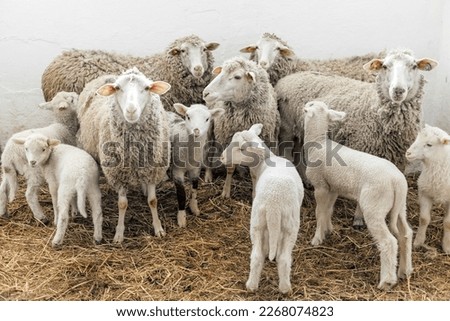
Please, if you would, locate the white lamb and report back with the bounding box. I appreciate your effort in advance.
[304,101,412,289]
[406,125,450,254]
[169,103,224,227]
[220,124,303,294]
[13,133,102,248]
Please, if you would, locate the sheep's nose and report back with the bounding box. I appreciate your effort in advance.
[259,61,268,68]
[194,65,202,72]
[128,106,137,114]
[203,92,209,99]
[30,160,36,166]
[394,87,406,96]
[405,151,411,157]
[193,128,200,136]
[220,155,225,163]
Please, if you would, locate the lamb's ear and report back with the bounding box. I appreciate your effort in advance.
[240,45,257,53]
[212,66,222,75]
[440,135,450,145]
[38,102,52,110]
[210,107,225,119]
[279,45,295,58]
[97,84,117,96]
[363,59,384,72]
[248,123,263,136]
[173,103,188,116]
[246,71,256,82]
[416,58,438,71]
[47,139,60,147]
[168,47,180,56]
[205,42,220,51]
[148,81,171,95]
[328,110,346,122]
[12,138,26,145]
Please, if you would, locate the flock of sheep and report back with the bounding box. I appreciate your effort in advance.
[0,33,447,294]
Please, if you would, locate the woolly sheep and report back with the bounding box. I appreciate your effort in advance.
[220,123,303,294]
[240,32,380,86]
[304,101,413,289]
[406,125,450,254]
[0,92,79,222]
[77,68,171,243]
[13,134,102,247]
[169,103,224,227]
[203,57,280,198]
[42,35,219,112]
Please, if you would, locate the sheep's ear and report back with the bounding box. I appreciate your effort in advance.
[249,123,263,136]
[246,71,256,82]
[279,45,295,58]
[173,103,188,116]
[97,84,117,96]
[12,138,26,145]
[363,59,384,72]
[205,42,220,51]
[440,135,450,145]
[212,66,222,75]
[38,102,52,110]
[169,47,180,56]
[148,81,171,95]
[47,139,60,147]
[416,58,438,71]
[210,107,225,119]
[328,110,346,122]
[240,45,257,53]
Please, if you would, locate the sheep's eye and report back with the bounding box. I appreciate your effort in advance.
[42,148,46,152]
[181,49,186,53]
[186,115,190,120]
[25,148,28,152]
[382,65,388,70]
[206,118,210,122]
[426,143,432,147]
[412,64,418,70]
[234,75,242,80]
[203,48,207,52]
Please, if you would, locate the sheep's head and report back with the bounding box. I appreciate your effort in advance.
[240,32,295,70]
[168,35,219,79]
[220,124,267,167]
[13,133,59,168]
[38,91,79,112]
[364,49,438,103]
[203,57,259,104]
[303,101,346,135]
[173,103,224,138]
[406,125,450,162]
[97,68,170,124]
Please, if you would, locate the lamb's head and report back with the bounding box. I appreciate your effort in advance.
[303,101,346,135]
[364,49,437,103]
[13,133,60,168]
[203,57,264,104]
[173,103,224,138]
[168,35,220,79]
[240,33,295,70]
[38,91,79,113]
[96,68,170,123]
[220,124,268,167]
[406,125,450,162]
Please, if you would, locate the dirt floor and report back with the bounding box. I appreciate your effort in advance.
[0,173,449,301]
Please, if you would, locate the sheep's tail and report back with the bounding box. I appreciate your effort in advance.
[76,179,88,219]
[266,207,281,261]
[389,179,407,236]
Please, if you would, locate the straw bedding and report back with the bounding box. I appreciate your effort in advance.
[0,172,449,301]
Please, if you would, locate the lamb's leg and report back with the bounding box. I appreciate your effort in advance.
[221,165,235,198]
[396,207,413,279]
[0,178,9,217]
[52,192,71,248]
[147,183,165,237]
[250,171,256,200]
[246,230,265,292]
[88,186,103,245]
[25,179,48,224]
[204,168,213,184]
[413,193,433,249]
[173,169,187,228]
[311,188,337,246]
[47,180,59,226]
[188,169,200,216]
[353,204,365,229]
[113,186,128,244]
[443,203,450,254]
[70,197,77,219]
[277,231,296,294]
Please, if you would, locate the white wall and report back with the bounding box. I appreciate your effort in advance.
[0,0,448,146]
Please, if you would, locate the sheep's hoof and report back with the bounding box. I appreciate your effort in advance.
[0,212,9,219]
[221,190,230,199]
[51,242,63,250]
[154,229,166,238]
[246,280,258,293]
[177,211,187,228]
[377,280,396,291]
[398,268,413,280]
[279,284,292,295]
[204,170,213,183]
[189,205,200,216]
[37,216,50,225]
[113,233,124,244]
[311,237,322,246]
[94,238,103,245]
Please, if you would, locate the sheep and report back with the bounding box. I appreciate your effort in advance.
[303,101,413,289]
[405,125,450,254]
[169,103,224,228]
[77,67,171,243]
[240,32,380,87]
[0,91,79,223]
[42,35,219,112]
[13,133,102,247]
[220,123,303,294]
[203,57,280,198]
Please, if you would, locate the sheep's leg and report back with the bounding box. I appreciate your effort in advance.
[246,230,264,292]
[204,168,213,183]
[443,203,450,254]
[188,169,200,216]
[25,179,48,224]
[52,192,71,248]
[113,187,128,244]
[413,193,433,249]
[221,165,235,198]
[311,188,337,246]
[365,212,398,289]
[0,179,8,217]
[277,231,296,294]
[5,169,18,203]
[396,208,413,279]
[353,204,365,229]
[88,186,103,245]
[147,183,165,237]
[250,171,256,200]
[278,127,294,162]
[48,181,59,226]
[70,197,77,219]
[173,169,187,228]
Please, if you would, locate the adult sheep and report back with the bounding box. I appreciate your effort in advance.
[203,57,280,198]
[77,68,171,243]
[42,35,219,112]
[240,32,380,86]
